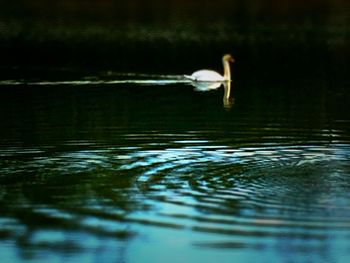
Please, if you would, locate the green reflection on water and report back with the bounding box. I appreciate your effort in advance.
[0,78,349,262]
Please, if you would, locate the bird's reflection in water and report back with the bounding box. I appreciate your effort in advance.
[190,81,234,110]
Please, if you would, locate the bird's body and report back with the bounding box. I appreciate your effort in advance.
[185,54,234,82]
[185,70,225,82]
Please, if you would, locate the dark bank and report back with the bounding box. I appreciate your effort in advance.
[0,0,349,73]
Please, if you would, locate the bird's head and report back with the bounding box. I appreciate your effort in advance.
[223,54,235,63]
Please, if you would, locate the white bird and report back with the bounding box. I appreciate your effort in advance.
[185,54,235,82]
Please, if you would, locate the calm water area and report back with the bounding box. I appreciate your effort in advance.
[1,1,350,262]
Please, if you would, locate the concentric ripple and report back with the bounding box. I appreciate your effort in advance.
[111,131,350,257]
[1,78,350,262]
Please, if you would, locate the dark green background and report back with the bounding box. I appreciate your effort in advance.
[0,0,349,73]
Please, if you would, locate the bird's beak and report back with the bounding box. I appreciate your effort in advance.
[230,57,235,63]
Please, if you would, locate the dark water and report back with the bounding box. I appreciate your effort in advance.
[0,65,350,263]
[1,1,350,262]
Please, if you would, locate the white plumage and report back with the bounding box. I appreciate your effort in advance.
[185,54,234,82]
[185,70,225,82]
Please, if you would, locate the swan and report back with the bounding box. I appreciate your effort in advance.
[185,54,234,82]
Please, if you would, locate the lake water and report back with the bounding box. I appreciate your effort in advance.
[0,2,350,260]
[0,60,350,263]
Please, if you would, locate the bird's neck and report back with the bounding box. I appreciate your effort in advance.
[223,60,231,81]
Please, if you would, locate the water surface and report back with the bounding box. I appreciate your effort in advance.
[0,69,350,262]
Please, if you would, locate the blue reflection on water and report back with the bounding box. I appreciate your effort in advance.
[0,71,350,263]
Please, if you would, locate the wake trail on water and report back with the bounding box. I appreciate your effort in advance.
[0,73,192,86]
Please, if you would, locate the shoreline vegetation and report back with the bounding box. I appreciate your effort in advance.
[0,21,348,66]
[0,0,348,72]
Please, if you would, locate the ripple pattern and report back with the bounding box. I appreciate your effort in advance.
[1,129,350,261]
[112,133,350,256]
